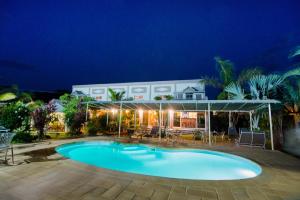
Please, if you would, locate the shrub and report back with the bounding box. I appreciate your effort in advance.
[87,122,97,136]
[0,101,31,132]
[32,102,56,140]
[12,132,37,143]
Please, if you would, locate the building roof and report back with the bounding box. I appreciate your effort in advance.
[73,79,203,88]
[85,99,280,112]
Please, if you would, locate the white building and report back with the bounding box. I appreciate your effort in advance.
[72,79,207,130]
[72,79,207,101]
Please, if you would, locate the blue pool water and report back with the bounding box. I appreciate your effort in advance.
[56,141,262,180]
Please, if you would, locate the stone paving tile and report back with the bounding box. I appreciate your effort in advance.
[133,196,150,200]
[216,188,235,200]
[150,190,170,200]
[115,190,135,200]
[187,186,218,199]
[231,187,251,200]
[246,187,268,200]
[1,136,300,200]
[101,184,124,199]
[168,192,187,200]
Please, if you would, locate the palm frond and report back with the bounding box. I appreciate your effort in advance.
[200,76,223,88]
[237,67,263,85]
[282,67,300,80]
[224,82,245,100]
[288,46,300,59]
[108,88,117,101]
[214,57,234,86]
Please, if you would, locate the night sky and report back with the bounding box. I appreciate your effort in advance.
[1,0,300,96]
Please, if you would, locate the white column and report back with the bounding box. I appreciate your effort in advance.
[106,111,109,126]
[208,103,211,146]
[134,110,137,129]
[249,111,253,131]
[268,103,274,150]
[118,102,123,138]
[228,111,232,127]
[159,103,162,141]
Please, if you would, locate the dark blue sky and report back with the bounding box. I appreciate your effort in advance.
[0,0,300,94]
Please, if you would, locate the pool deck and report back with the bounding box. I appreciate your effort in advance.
[1,136,300,200]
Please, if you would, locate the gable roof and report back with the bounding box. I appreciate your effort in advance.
[183,87,199,93]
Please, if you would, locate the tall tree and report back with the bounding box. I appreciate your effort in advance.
[202,57,262,99]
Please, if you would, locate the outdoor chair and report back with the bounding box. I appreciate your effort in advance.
[133,126,159,139]
[147,126,159,137]
[0,130,16,164]
[252,132,265,148]
[228,127,238,142]
[237,131,265,148]
[126,128,135,138]
[240,128,250,134]
[238,131,253,146]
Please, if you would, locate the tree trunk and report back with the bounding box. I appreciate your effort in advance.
[294,114,300,129]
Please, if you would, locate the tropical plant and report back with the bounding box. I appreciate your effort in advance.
[224,82,246,100]
[165,95,174,100]
[0,101,31,132]
[154,96,162,100]
[201,57,262,99]
[251,115,260,131]
[283,80,300,128]
[289,46,300,59]
[59,93,91,135]
[224,67,300,100]
[108,88,125,101]
[31,102,56,140]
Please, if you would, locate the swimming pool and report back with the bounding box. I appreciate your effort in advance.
[56,141,262,180]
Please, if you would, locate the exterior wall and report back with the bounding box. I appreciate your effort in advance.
[72,79,206,101]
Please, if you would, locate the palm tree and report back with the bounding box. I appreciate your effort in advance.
[283,80,300,128]
[224,66,300,100]
[108,88,125,101]
[202,57,262,99]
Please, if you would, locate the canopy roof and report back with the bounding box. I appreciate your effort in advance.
[85,99,280,112]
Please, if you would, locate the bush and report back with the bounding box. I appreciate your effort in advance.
[87,122,97,136]
[0,101,31,132]
[13,132,37,143]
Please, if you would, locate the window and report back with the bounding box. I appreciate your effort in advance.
[173,112,181,127]
[185,93,193,100]
[196,94,202,100]
[176,93,183,99]
[197,112,205,128]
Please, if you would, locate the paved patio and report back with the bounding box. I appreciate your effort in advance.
[1,136,300,200]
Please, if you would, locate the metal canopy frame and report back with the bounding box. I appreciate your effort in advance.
[84,99,280,150]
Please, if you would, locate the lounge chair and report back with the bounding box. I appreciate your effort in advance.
[132,126,159,139]
[126,128,135,138]
[146,126,159,137]
[0,129,16,164]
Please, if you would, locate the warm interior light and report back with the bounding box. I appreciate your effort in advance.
[125,109,129,114]
[138,109,143,115]
[111,108,117,115]
[168,109,174,115]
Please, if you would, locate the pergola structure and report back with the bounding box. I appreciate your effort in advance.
[84,99,280,150]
